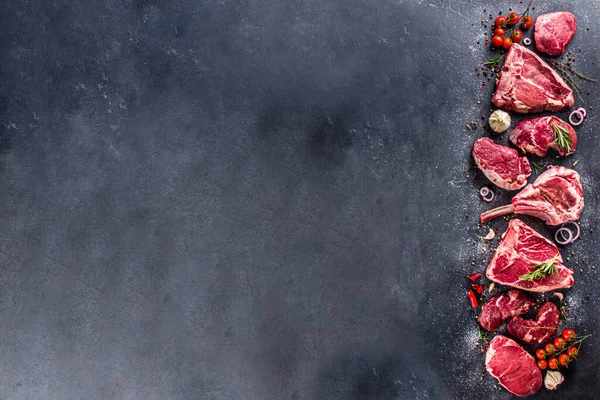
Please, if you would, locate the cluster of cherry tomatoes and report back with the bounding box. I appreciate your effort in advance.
[535,329,579,370]
[491,12,533,50]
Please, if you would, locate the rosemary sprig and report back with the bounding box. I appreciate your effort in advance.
[531,161,545,173]
[519,256,559,281]
[551,122,574,153]
[573,159,580,167]
[484,54,504,66]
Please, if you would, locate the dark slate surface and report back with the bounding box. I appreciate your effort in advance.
[1,0,599,399]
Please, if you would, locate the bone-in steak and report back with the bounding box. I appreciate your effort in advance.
[486,219,574,292]
[480,166,584,226]
[535,12,577,56]
[492,43,574,113]
[510,116,577,157]
[479,290,535,331]
[473,138,531,191]
[486,335,542,397]
[508,302,560,345]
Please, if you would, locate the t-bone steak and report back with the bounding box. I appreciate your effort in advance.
[486,335,542,397]
[535,12,577,56]
[472,138,531,191]
[479,290,535,331]
[480,166,584,226]
[485,219,574,292]
[510,116,577,157]
[492,43,574,113]
[507,302,560,345]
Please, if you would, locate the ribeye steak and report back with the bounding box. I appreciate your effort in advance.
[507,302,560,345]
[535,12,577,56]
[479,290,535,331]
[486,335,542,397]
[510,116,577,157]
[473,138,531,190]
[486,219,574,292]
[480,166,583,226]
[492,43,574,113]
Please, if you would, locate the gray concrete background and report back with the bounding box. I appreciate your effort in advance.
[0,0,599,398]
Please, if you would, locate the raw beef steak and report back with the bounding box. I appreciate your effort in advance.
[535,12,577,56]
[485,219,574,292]
[480,166,584,226]
[486,335,542,397]
[510,116,577,157]
[473,138,531,190]
[508,302,560,345]
[492,43,574,113]
[479,290,535,331]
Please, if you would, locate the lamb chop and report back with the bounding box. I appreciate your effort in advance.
[480,166,583,226]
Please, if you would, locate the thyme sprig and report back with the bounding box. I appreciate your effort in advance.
[519,256,559,281]
[551,122,574,153]
[477,325,489,343]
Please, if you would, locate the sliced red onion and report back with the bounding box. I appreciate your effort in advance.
[523,38,531,46]
[555,227,573,245]
[569,109,584,126]
[479,186,494,202]
[482,190,494,203]
[561,221,580,242]
[576,107,587,118]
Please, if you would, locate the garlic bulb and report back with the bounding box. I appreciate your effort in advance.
[488,110,511,133]
[545,371,564,390]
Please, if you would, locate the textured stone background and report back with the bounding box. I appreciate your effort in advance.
[0,0,598,398]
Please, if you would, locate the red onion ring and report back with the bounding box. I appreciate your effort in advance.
[561,221,580,242]
[569,109,584,126]
[523,38,531,46]
[555,227,573,245]
[480,186,494,203]
[576,107,587,118]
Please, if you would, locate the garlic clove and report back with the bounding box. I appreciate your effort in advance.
[484,228,495,240]
[545,370,564,390]
[488,110,512,133]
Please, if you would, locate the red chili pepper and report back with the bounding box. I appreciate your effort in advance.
[468,273,482,282]
[472,283,484,294]
[468,290,478,308]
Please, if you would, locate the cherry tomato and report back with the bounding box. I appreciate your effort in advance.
[511,30,523,43]
[491,35,504,48]
[537,359,548,370]
[554,337,567,350]
[548,357,559,370]
[535,349,546,359]
[559,353,570,366]
[493,28,505,37]
[568,347,579,359]
[545,343,556,355]
[563,329,576,341]
[502,37,513,50]
[506,12,519,26]
[521,16,533,30]
[495,16,507,28]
